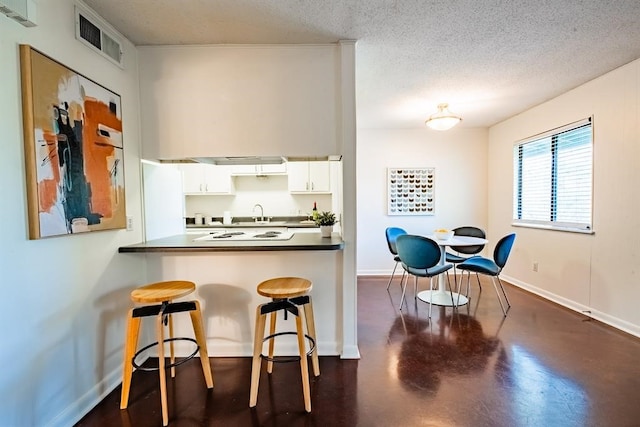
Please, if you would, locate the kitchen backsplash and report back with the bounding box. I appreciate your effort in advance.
[184,175,333,219]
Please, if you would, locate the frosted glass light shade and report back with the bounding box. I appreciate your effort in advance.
[425,103,462,131]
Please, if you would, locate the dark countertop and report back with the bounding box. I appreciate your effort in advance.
[118,232,344,253]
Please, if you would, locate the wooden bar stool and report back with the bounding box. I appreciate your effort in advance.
[249,277,320,412]
[120,280,214,426]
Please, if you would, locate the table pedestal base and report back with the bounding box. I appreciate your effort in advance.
[417,290,468,307]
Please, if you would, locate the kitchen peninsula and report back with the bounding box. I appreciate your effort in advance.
[119,232,346,357]
[133,41,358,360]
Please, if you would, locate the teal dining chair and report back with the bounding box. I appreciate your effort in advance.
[385,227,407,290]
[395,234,453,317]
[457,233,516,316]
[445,226,486,292]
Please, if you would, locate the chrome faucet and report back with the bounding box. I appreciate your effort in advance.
[253,204,265,222]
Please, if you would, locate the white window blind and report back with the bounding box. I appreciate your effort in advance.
[513,118,593,231]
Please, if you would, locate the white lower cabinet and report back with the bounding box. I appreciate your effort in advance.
[180,164,235,194]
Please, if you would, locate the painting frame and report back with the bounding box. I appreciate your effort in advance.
[19,45,126,239]
[387,167,435,216]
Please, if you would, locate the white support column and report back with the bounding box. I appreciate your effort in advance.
[338,39,360,359]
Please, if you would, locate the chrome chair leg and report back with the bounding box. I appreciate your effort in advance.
[398,273,409,311]
[463,271,472,301]
[490,277,508,316]
[459,271,471,306]
[460,271,480,295]
[386,262,399,290]
[496,276,511,309]
[452,264,458,292]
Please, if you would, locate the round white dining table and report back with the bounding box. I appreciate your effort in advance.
[417,235,488,307]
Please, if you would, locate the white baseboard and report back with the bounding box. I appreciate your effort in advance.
[357,269,395,276]
[46,366,122,427]
[502,274,640,339]
[340,344,361,359]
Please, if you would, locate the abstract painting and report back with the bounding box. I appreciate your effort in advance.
[387,167,435,215]
[20,45,126,239]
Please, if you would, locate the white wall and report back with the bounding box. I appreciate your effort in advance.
[488,58,640,336]
[0,2,145,426]
[356,128,489,274]
[137,44,340,159]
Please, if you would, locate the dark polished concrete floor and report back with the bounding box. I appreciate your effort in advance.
[76,276,640,426]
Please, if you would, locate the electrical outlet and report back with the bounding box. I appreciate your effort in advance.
[533,262,538,272]
[126,216,133,231]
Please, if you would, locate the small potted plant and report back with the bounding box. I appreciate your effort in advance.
[315,211,337,237]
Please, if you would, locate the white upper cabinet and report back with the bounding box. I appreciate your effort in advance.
[180,164,235,194]
[288,161,331,193]
[231,163,287,175]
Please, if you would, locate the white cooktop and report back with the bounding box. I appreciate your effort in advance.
[193,230,295,241]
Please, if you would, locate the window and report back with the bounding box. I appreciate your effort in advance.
[513,118,593,232]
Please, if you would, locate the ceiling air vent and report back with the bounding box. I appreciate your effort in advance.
[0,0,37,27]
[74,3,124,68]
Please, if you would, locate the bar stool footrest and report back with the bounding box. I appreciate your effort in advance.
[132,337,199,371]
[260,331,316,363]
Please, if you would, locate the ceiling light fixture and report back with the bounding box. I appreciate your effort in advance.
[425,103,462,131]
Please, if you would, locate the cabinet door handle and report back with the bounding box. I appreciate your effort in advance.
[306,182,309,191]
[200,183,204,192]
[311,182,314,191]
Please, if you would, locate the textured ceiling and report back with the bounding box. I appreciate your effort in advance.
[83,0,640,129]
